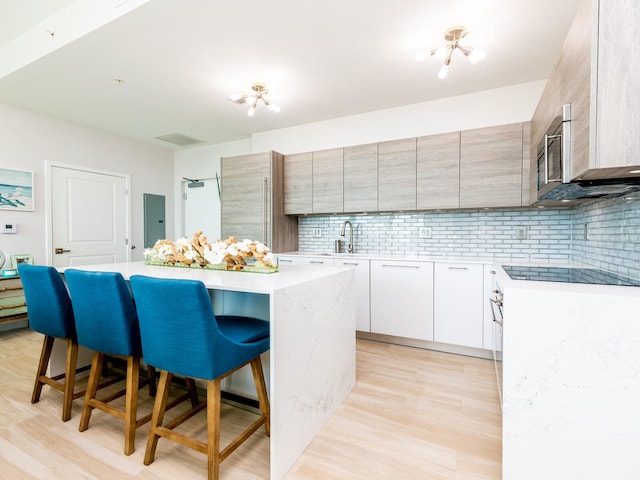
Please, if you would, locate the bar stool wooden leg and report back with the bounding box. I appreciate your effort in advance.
[147,365,157,396]
[186,378,199,407]
[144,371,174,466]
[207,378,222,480]
[79,352,105,432]
[124,355,140,456]
[250,357,270,437]
[62,338,79,422]
[32,336,55,404]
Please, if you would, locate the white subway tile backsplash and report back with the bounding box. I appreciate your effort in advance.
[296,195,640,280]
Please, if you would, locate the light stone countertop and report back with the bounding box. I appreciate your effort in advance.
[61,260,350,294]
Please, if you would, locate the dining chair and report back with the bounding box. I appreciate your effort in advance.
[129,275,270,480]
[17,264,84,422]
[64,269,154,456]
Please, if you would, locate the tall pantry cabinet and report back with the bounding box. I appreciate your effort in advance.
[221,151,298,252]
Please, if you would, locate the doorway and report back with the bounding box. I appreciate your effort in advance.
[48,163,130,268]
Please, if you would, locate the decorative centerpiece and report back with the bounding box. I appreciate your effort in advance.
[144,230,277,273]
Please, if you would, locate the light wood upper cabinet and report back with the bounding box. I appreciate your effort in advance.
[312,148,344,213]
[531,0,640,184]
[591,0,640,175]
[284,152,312,214]
[417,132,460,210]
[460,123,524,209]
[343,143,378,213]
[221,151,298,252]
[378,138,416,211]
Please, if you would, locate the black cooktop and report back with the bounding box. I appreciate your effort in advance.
[502,265,640,287]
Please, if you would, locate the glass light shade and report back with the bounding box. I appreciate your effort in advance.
[468,48,487,64]
[438,64,449,79]
[433,46,450,59]
[247,105,256,117]
[415,50,430,61]
[267,103,280,113]
[229,93,245,102]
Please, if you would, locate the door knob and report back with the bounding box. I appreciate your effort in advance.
[54,248,71,254]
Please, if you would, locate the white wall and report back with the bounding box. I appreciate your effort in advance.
[252,80,546,154]
[0,102,174,265]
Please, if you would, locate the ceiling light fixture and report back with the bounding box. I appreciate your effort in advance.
[416,26,486,79]
[228,83,280,117]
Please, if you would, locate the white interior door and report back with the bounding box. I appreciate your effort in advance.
[50,165,129,268]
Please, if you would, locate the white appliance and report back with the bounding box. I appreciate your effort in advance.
[488,275,503,406]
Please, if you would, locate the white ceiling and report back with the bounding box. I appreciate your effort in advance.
[0,0,583,150]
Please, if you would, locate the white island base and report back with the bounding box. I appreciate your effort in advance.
[501,275,640,480]
[53,261,356,479]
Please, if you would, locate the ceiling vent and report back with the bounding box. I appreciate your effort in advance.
[154,133,204,147]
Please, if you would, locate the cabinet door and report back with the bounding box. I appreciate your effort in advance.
[334,258,370,332]
[378,138,416,211]
[284,152,312,214]
[594,0,640,171]
[221,152,271,243]
[370,260,433,340]
[433,263,484,348]
[313,148,343,213]
[417,132,460,209]
[344,144,378,213]
[460,123,523,208]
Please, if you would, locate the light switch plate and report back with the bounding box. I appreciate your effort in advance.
[419,226,432,239]
[516,226,527,240]
[0,223,16,234]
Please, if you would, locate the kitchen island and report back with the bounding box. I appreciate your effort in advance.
[496,267,640,480]
[57,261,356,480]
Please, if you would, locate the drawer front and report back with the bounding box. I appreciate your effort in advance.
[0,295,27,317]
[0,278,23,298]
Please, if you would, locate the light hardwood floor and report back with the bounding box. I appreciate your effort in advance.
[0,328,501,479]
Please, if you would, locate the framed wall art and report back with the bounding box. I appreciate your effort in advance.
[0,168,34,211]
[10,254,34,269]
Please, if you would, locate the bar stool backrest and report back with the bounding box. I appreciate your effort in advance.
[18,264,75,339]
[64,269,141,357]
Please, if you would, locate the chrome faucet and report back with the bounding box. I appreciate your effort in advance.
[340,220,354,254]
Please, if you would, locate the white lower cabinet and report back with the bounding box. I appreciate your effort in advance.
[370,260,434,340]
[433,262,484,348]
[333,258,370,332]
[276,255,333,267]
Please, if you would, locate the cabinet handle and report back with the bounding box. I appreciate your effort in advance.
[279,259,293,263]
[381,264,420,269]
[341,262,359,266]
[262,176,268,244]
[309,261,326,265]
[544,133,550,185]
[447,266,468,270]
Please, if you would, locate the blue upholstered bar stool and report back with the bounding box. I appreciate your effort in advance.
[17,264,84,422]
[64,269,153,456]
[129,275,270,480]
